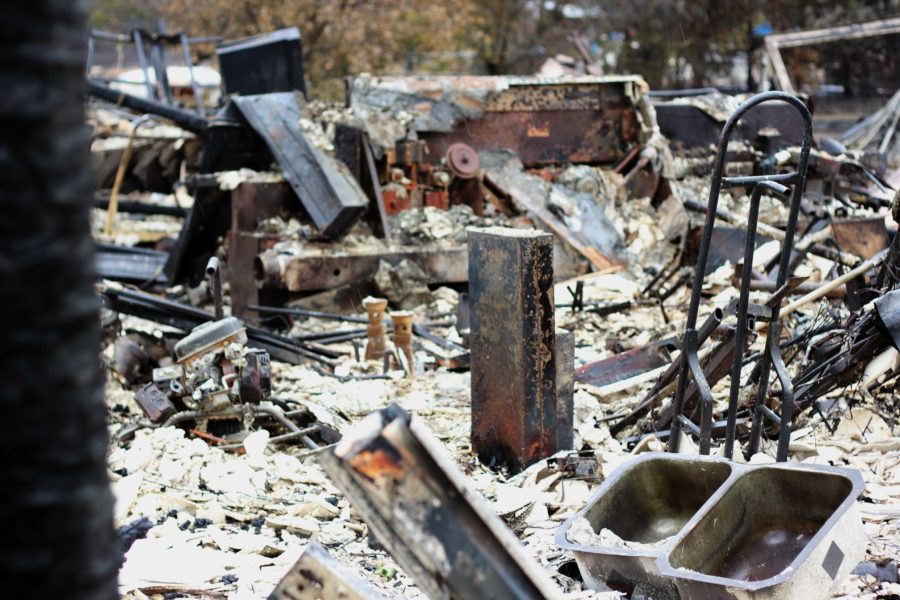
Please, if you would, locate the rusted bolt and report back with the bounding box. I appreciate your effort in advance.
[363,297,389,361]
[390,310,415,378]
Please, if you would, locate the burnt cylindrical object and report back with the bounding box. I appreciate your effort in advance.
[363,297,388,361]
[253,251,287,289]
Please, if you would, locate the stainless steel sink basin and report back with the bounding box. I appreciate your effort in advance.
[555,453,732,596]
[659,462,866,600]
[556,453,866,599]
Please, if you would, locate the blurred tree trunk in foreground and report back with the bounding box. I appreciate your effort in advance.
[0,1,119,598]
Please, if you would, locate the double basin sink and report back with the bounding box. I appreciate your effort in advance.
[556,452,865,599]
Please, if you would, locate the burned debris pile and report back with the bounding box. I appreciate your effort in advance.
[85,23,900,600]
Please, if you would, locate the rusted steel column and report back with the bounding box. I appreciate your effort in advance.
[363,297,388,361]
[468,227,558,472]
[320,404,558,600]
[556,330,575,451]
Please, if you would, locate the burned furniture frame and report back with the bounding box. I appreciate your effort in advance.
[86,29,221,116]
[669,91,812,461]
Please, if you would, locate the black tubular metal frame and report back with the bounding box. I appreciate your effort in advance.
[668,91,813,462]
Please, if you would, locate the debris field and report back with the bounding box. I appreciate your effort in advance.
[87,19,900,600]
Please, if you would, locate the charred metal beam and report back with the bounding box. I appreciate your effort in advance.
[254,245,468,293]
[94,243,168,284]
[320,404,559,600]
[232,93,368,239]
[97,285,336,366]
[92,197,186,217]
[468,227,562,472]
[334,123,391,240]
[268,542,394,600]
[575,337,679,388]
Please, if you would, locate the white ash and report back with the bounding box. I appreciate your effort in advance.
[566,516,671,551]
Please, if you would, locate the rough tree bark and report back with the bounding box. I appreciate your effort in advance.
[0,1,119,598]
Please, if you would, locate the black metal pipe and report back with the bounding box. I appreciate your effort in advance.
[720,172,799,189]
[247,304,370,324]
[98,286,337,365]
[86,79,209,134]
[205,257,223,320]
[93,197,186,217]
[724,181,789,457]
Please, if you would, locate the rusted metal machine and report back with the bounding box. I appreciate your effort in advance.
[134,315,271,434]
[132,260,271,434]
[117,263,331,447]
[341,75,653,221]
[379,140,482,214]
[348,75,648,167]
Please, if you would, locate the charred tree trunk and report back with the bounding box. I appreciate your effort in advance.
[0,1,118,598]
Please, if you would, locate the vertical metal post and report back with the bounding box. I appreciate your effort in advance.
[206,256,224,320]
[555,330,575,451]
[150,32,173,105]
[469,227,558,472]
[131,29,156,100]
[180,33,205,116]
